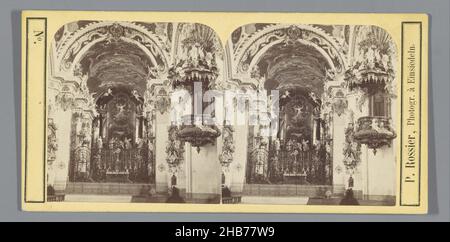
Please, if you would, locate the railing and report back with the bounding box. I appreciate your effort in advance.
[88,147,152,183]
[277,149,313,174]
[248,141,332,185]
[354,116,396,152]
[276,147,331,185]
[47,194,65,202]
[96,148,147,171]
[356,116,393,133]
[222,196,242,204]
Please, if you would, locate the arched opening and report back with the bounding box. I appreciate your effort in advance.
[246,41,333,186]
[69,37,155,184]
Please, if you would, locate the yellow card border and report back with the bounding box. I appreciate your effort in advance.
[23,17,47,204]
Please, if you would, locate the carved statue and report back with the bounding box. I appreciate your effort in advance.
[251,141,269,182]
[165,126,185,169]
[47,119,58,162]
[124,137,132,149]
[219,126,235,167]
[343,122,361,170]
[96,137,103,150]
[274,138,281,154]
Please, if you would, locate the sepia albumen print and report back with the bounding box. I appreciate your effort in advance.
[45,20,398,206]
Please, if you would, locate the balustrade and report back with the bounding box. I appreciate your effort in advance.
[88,147,152,183]
[249,140,332,185]
[353,116,396,154]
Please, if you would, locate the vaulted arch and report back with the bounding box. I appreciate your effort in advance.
[53,21,171,77]
[231,24,348,78]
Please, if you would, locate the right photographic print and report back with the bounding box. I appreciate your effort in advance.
[221,23,398,206]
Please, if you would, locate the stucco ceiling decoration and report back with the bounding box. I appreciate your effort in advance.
[259,42,329,95]
[79,40,153,97]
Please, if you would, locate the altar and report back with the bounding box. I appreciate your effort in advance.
[106,171,130,183]
[283,173,307,184]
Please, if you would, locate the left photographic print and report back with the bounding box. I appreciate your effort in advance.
[46,21,223,204]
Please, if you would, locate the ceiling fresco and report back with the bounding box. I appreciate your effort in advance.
[258,43,329,95]
[79,40,153,96]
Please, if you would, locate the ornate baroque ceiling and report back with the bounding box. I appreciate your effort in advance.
[79,40,153,96]
[259,43,330,95]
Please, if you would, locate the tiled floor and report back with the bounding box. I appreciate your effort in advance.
[307,197,395,206]
[64,194,133,203]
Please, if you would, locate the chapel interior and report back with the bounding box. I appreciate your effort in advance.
[46,21,397,205]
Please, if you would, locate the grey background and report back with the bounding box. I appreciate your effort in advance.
[1,0,448,222]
